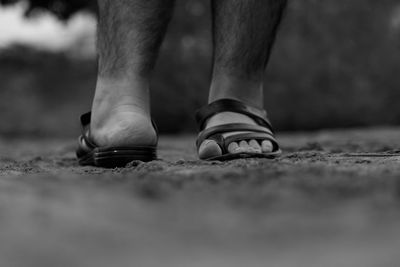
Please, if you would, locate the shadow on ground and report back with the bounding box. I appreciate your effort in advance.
[1,128,400,267]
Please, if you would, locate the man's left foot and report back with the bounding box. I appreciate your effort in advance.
[196,99,280,160]
[198,111,274,159]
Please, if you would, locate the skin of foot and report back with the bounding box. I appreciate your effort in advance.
[89,81,158,148]
[198,111,273,159]
[198,0,287,159]
[90,108,157,148]
[92,0,286,159]
[92,0,175,150]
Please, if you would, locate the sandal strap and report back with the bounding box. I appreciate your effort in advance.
[80,112,91,127]
[79,112,97,149]
[195,98,273,131]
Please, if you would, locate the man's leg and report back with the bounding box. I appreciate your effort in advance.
[198,0,287,159]
[91,0,175,147]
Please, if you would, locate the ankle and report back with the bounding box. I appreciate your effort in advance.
[89,76,157,147]
[209,72,264,108]
[93,77,151,114]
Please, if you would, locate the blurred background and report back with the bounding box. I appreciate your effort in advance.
[1,0,400,138]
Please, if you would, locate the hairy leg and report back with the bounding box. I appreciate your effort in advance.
[92,0,175,147]
[199,0,287,159]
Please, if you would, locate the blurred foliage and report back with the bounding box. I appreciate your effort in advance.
[0,45,96,137]
[0,0,95,19]
[1,0,400,137]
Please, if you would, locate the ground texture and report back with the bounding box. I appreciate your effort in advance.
[1,128,400,267]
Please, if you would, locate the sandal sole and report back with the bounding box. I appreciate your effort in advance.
[203,149,282,161]
[78,147,157,168]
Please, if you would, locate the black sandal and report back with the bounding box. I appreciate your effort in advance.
[76,112,158,168]
[196,98,281,161]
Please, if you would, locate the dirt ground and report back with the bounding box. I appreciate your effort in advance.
[1,127,400,267]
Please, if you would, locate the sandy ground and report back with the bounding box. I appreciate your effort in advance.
[1,128,400,267]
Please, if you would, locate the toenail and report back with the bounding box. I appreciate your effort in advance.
[202,140,215,146]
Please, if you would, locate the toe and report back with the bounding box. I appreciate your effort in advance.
[249,139,262,153]
[261,140,273,153]
[239,140,249,148]
[227,142,240,154]
[198,139,222,160]
[239,140,257,153]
